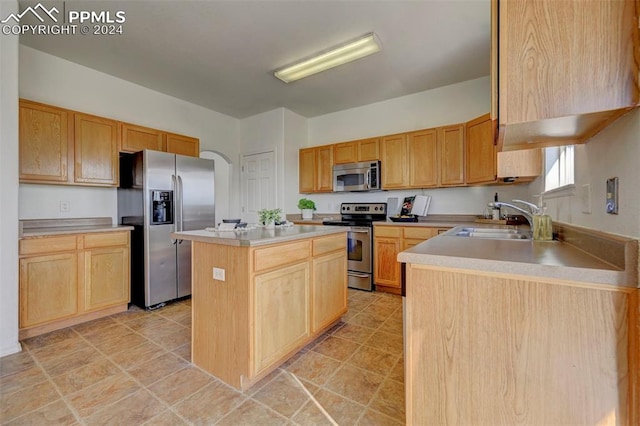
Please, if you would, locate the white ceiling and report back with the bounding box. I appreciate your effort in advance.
[19,0,491,119]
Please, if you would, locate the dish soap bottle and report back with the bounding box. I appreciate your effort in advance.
[533,206,553,241]
[492,193,501,220]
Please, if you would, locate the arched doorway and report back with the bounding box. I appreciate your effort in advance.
[200,150,232,224]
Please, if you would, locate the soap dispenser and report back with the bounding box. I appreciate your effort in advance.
[533,204,553,241]
[491,193,501,220]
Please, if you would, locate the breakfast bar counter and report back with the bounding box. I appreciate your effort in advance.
[398,226,637,288]
[400,224,639,425]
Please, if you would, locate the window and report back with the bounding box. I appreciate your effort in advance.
[544,145,574,193]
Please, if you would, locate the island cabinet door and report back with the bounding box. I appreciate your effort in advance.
[311,251,348,333]
[253,262,310,376]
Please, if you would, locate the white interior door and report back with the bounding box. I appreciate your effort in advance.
[241,151,276,223]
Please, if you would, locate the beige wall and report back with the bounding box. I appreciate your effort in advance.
[302,76,530,215]
[0,0,21,356]
[528,109,640,238]
[18,46,242,223]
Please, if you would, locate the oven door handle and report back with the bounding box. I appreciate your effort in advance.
[348,272,371,278]
[349,229,370,234]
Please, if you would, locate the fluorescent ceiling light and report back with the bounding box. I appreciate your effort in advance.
[274,33,381,83]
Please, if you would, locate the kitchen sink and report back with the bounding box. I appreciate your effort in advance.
[450,227,532,240]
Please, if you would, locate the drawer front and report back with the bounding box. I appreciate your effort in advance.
[402,238,425,251]
[312,234,346,257]
[84,232,129,248]
[20,235,77,256]
[403,227,437,240]
[374,226,402,238]
[253,240,310,273]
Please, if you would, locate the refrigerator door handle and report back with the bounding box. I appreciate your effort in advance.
[171,174,179,244]
[177,175,185,233]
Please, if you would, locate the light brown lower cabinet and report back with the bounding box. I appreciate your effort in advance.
[374,225,450,294]
[312,250,348,332]
[19,253,79,328]
[19,232,130,338]
[405,264,639,425]
[84,247,129,312]
[191,232,347,390]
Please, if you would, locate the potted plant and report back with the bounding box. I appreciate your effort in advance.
[297,198,316,220]
[257,208,282,229]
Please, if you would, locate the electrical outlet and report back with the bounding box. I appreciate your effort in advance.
[60,201,70,213]
[581,184,591,214]
[213,267,225,281]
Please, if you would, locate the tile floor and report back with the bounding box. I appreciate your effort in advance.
[1,290,404,425]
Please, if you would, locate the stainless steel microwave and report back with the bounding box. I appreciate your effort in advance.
[333,161,381,192]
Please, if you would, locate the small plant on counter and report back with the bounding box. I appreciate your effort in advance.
[297,198,316,220]
[257,208,282,226]
[297,198,316,210]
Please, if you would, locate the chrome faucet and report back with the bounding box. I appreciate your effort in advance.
[487,200,537,232]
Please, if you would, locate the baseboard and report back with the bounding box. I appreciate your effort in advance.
[0,341,23,358]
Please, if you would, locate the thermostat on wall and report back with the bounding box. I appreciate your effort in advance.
[606,177,619,214]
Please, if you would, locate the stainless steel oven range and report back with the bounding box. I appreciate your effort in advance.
[323,202,387,291]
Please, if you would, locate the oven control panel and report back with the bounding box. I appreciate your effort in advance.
[340,202,387,215]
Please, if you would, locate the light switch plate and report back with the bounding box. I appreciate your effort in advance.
[606,177,619,214]
[60,201,70,213]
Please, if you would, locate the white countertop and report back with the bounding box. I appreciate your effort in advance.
[398,226,637,288]
[172,225,347,247]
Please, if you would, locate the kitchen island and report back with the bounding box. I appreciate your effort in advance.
[172,225,348,390]
[399,225,639,425]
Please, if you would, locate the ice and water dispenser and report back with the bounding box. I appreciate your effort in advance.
[151,190,173,225]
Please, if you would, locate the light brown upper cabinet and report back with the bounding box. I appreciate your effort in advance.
[333,141,357,165]
[315,145,333,192]
[299,145,333,193]
[299,148,316,193]
[74,113,119,186]
[465,113,496,184]
[333,137,380,165]
[408,129,438,188]
[438,124,465,186]
[357,138,380,162]
[165,132,200,157]
[20,99,203,187]
[120,123,164,153]
[497,148,542,182]
[495,0,639,150]
[120,123,200,157]
[19,100,70,184]
[383,125,464,189]
[19,100,118,187]
[381,134,408,189]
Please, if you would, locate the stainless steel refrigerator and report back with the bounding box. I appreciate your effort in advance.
[118,149,215,309]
